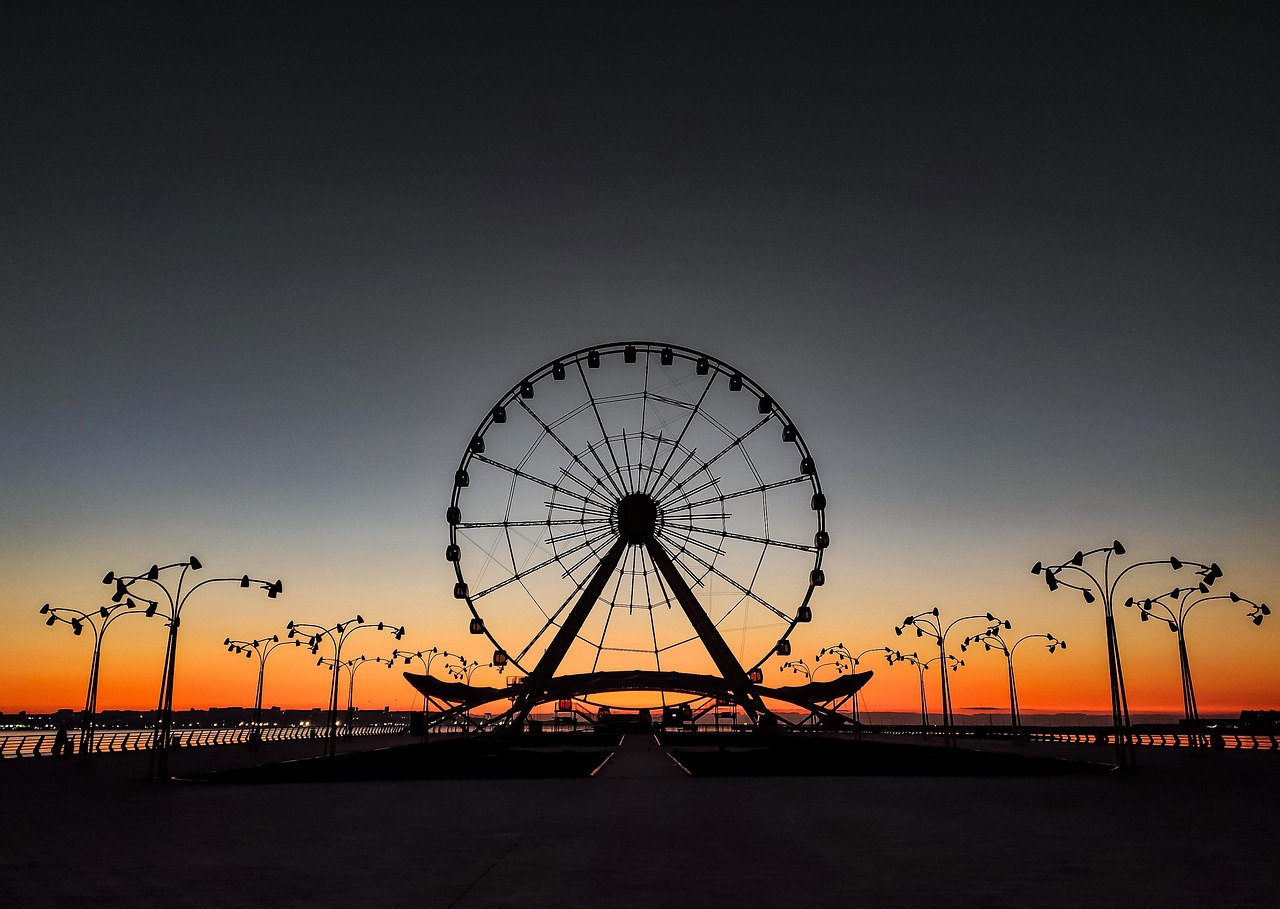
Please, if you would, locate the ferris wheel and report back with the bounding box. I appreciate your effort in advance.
[445,342,827,719]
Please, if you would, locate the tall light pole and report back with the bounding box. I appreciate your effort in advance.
[394,647,464,737]
[817,644,896,724]
[330,654,396,735]
[887,651,962,726]
[1032,540,1222,767]
[962,628,1065,727]
[224,634,303,749]
[445,659,497,726]
[1126,587,1268,745]
[895,609,1008,735]
[39,598,156,760]
[103,556,283,780]
[288,616,405,756]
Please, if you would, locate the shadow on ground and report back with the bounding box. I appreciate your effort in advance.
[179,731,1112,783]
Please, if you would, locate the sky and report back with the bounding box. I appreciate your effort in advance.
[3,2,1277,719]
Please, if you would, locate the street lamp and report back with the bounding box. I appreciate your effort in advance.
[816,644,896,724]
[394,647,465,737]
[1032,540,1222,767]
[102,556,283,780]
[445,659,498,726]
[223,634,303,749]
[316,654,396,737]
[894,608,1008,734]
[886,651,963,727]
[961,627,1065,727]
[1125,587,1268,744]
[39,598,156,759]
[288,616,405,756]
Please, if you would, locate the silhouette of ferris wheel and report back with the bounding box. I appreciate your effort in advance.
[445,342,827,718]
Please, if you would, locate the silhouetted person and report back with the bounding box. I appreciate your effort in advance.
[52,725,69,758]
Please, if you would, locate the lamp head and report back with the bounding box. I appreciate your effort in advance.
[1045,570,1058,592]
[1170,556,1183,570]
[1031,561,1042,575]
[146,564,160,581]
[102,571,115,585]
[355,615,365,624]
[930,607,939,617]
[145,601,157,617]
[240,575,250,588]
[1071,551,1084,566]
[1112,540,1125,555]
[1082,589,1095,604]
[39,603,49,614]
[188,556,202,571]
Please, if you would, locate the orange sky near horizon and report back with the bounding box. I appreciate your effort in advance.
[4,555,1274,718]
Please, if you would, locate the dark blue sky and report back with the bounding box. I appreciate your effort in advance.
[4,2,1277,711]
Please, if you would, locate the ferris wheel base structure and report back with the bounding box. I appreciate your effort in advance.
[405,668,873,729]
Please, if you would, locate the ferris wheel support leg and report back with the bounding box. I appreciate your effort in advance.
[509,537,629,728]
[645,538,769,722]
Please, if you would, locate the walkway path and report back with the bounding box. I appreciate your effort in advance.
[594,733,687,778]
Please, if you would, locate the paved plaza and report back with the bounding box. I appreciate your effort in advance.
[2,734,1276,908]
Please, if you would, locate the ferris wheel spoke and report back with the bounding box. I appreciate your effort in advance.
[459,518,608,529]
[651,414,772,504]
[513,562,595,663]
[544,500,614,521]
[656,524,726,559]
[643,373,717,495]
[681,475,810,511]
[575,359,630,498]
[666,522,817,553]
[472,531,614,600]
[514,396,621,504]
[470,453,602,510]
[673,545,790,622]
[559,528,621,577]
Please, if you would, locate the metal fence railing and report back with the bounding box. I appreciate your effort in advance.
[0,724,417,759]
[858,724,1279,751]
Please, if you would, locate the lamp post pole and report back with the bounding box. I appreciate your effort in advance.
[817,644,895,724]
[1127,588,1268,746]
[103,557,283,781]
[1033,541,1223,768]
[39,598,155,761]
[224,635,303,749]
[340,655,396,735]
[895,609,1007,737]
[394,647,464,738]
[288,616,405,756]
[446,660,497,727]
[888,651,962,727]
[962,628,1065,727]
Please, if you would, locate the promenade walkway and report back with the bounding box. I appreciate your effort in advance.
[1,733,1275,908]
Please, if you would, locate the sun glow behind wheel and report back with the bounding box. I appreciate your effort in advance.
[447,343,826,709]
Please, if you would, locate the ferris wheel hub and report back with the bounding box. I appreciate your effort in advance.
[615,492,659,545]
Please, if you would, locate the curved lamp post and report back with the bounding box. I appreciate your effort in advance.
[317,654,396,736]
[393,647,465,737]
[445,659,498,726]
[961,628,1065,727]
[895,609,1008,734]
[39,598,156,759]
[1032,540,1221,767]
[223,635,303,749]
[103,556,283,780]
[288,616,405,756]
[887,651,962,726]
[816,644,896,723]
[1126,587,1268,744]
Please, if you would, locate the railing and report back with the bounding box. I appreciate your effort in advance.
[858,724,1279,751]
[0,724,415,759]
